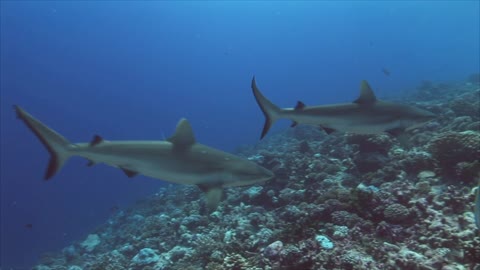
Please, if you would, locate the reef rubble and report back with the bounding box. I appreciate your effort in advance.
[34,76,480,270]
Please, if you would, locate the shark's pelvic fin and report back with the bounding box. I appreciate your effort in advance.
[14,105,72,180]
[168,118,195,150]
[354,80,377,104]
[320,125,336,135]
[90,135,104,146]
[86,160,95,167]
[121,168,138,178]
[251,76,283,139]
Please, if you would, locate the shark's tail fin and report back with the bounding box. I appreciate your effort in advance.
[14,105,72,180]
[251,77,283,139]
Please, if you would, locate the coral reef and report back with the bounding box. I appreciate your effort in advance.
[33,77,480,270]
[428,131,480,183]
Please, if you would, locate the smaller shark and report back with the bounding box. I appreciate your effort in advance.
[251,77,435,139]
[14,106,274,210]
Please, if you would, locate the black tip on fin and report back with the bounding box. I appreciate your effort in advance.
[260,118,271,139]
[290,121,298,127]
[86,160,95,167]
[121,168,138,178]
[90,135,103,146]
[44,156,59,180]
[251,76,280,140]
[13,105,22,119]
[320,125,336,135]
[251,76,269,139]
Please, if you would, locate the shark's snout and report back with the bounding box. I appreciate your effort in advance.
[240,164,275,184]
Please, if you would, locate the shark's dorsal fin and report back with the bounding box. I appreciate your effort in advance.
[294,101,306,110]
[90,135,103,146]
[353,80,377,105]
[168,118,195,149]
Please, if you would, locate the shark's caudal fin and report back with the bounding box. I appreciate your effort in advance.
[251,77,283,139]
[14,105,72,180]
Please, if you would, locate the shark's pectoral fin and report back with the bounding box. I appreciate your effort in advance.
[320,125,336,135]
[90,135,104,146]
[168,119,195,151]
[385,127,405,137]
[396,134,411,149]
[121,168,138,178]
[386,128,411,148]
[198,184,223,211]
[353,80,377,105]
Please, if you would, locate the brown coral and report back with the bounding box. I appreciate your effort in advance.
[448,90,480,120]
[346,134,394,154]
[428,131,480,180]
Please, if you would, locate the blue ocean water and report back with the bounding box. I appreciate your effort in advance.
[0,1,478,268]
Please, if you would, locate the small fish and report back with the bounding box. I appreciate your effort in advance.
[381,68,391,76]
[25,223,33,229]
[110,206,120,212]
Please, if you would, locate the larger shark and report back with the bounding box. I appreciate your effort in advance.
[14,106,274,210]
[251,77,435,139]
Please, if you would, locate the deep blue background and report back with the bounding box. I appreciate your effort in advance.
[1,1,478,268]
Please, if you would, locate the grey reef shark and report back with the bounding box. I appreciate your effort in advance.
[251,77,435,139]
[14,106,274,211]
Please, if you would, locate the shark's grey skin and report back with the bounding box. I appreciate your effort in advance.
[251,77,435,139]
[14,106,274,210]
